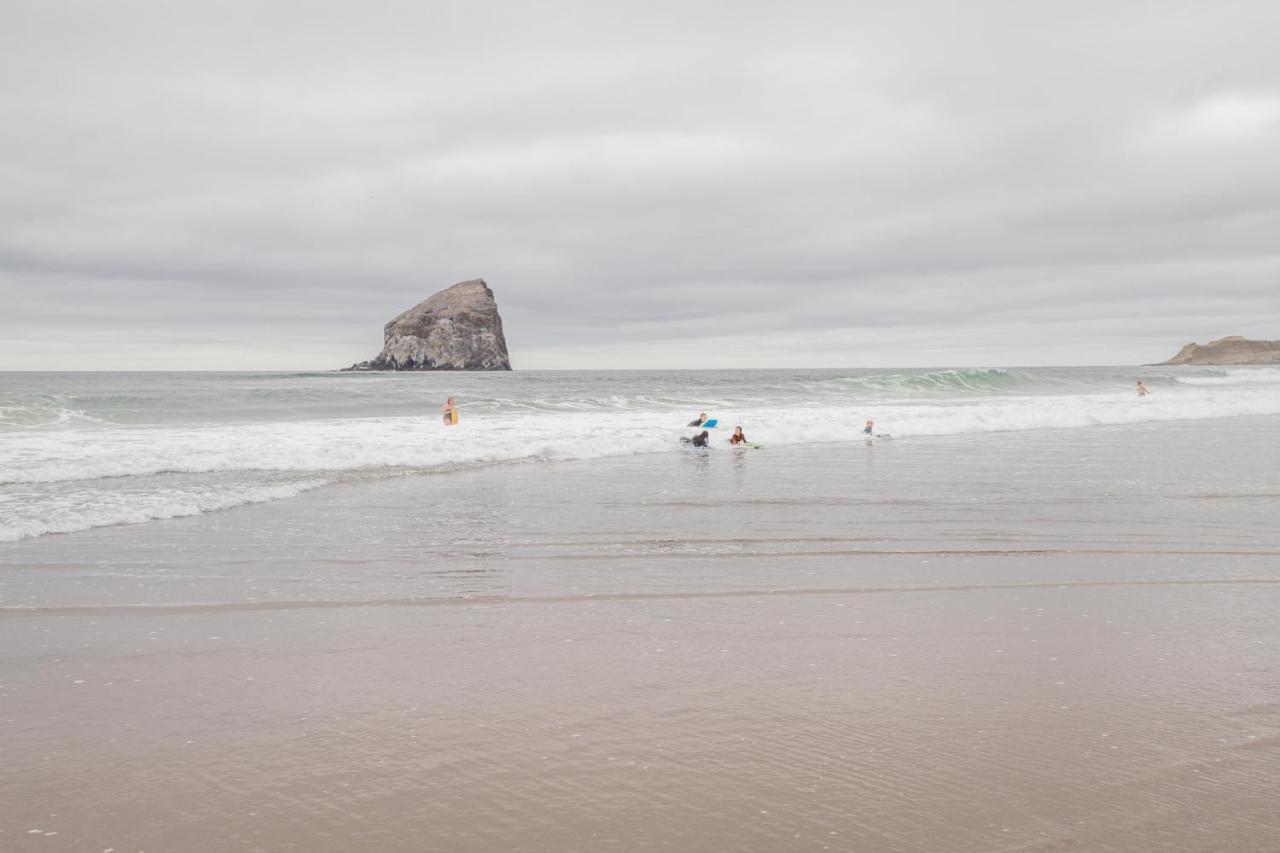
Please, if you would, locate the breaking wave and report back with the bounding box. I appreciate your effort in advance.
[3,365,1280,541]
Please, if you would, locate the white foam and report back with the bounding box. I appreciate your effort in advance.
[0,402,105,427]
[0,477,329,542]
[6,382,1278,486]
[1172,367,1280,385]
[3,371,1279,541]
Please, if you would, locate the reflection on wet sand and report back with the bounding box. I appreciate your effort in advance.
[2,420,1279,851]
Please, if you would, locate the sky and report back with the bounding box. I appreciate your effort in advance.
[2,0,1278,370]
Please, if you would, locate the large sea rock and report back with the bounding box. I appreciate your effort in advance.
[344,279,512,371]
[1159,336,1280,366]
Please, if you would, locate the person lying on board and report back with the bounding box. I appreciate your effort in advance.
[688,412,709,427]
[682,430,711,447]
[729,426,748,446]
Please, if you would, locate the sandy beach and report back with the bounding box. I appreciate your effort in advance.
[6,0,1280,847]
[4,414,1279,852]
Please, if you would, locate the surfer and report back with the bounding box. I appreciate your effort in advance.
[863,419,874,436]
[682,430,711,448]
[729,426,748,446]
[442,397,458,425]
[1136,381,1149,397]
[688,412,709,427]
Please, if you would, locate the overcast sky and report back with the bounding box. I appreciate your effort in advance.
[2,1,1278,369]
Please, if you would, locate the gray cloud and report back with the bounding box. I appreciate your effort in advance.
[2,0,1279,369]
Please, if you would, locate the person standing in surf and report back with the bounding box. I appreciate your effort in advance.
[442,396,458,425]
[1136,381,1149,397]
[863,419,874,436]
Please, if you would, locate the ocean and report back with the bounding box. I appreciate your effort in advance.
[2,367,1279,852]
[3,365,1279,543]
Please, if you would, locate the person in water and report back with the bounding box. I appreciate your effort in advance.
[683,430,711,448]
[688,412,709,427]
[1137,380,1149,397]
[729,426,748,446]
[863,419,874,436]
[442,396,458,425]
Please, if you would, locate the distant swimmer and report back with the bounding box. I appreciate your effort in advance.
[863,419,874,436]
[688,412,709,427]
[442,396,459,425]
[729,426,748,446]
[1137,381,1149,397]
[682,430,711,448]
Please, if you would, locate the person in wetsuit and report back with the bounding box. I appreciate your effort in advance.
[683,430,711,447]
[729,426,748,446]
[688,412,708,427]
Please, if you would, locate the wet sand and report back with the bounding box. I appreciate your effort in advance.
[3,419,1279,851]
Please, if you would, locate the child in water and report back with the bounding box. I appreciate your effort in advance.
[729,426,748,446]
[1137,381,1149,397]
[863,419,874,436]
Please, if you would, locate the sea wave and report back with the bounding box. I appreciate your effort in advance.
[4,383,1280,487]
[807,367,1034,394]
[4,368,1280,542]
[0,401,107,428]
[0,476,330,543]
[1172,367,1280,385]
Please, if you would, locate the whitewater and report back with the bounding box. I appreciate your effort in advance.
[2,366,1279,542]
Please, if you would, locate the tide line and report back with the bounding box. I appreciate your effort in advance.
[3,577,1279,618]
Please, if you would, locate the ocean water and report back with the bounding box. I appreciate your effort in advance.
[2,366,1279,542]
[3,369,1279,852]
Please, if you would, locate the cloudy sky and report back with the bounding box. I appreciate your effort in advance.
[2,1,1278,369]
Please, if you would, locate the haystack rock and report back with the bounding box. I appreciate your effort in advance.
[344,279,512,371]
[1159,336,1280,366]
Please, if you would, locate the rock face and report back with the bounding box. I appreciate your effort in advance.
[1160,336,1280,365]
[344,279,512,371]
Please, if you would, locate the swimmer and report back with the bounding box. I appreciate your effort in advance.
[688,412,709,427]
[863,419,874,436]
[442,396,458,425]
[682,430,711,448]
[1137,381,1149,397]
[729,426,748,446]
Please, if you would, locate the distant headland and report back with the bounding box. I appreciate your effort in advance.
[1158,336,1280,366]
[343,279,512,371]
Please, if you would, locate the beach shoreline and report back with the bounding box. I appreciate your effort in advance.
[3,417,1280,851]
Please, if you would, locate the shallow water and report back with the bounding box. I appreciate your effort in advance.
[3,366,1280,541]
[1,414,1278,851]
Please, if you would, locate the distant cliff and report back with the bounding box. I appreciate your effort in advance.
[1160,336,1280,365]
[344,279,512,371]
